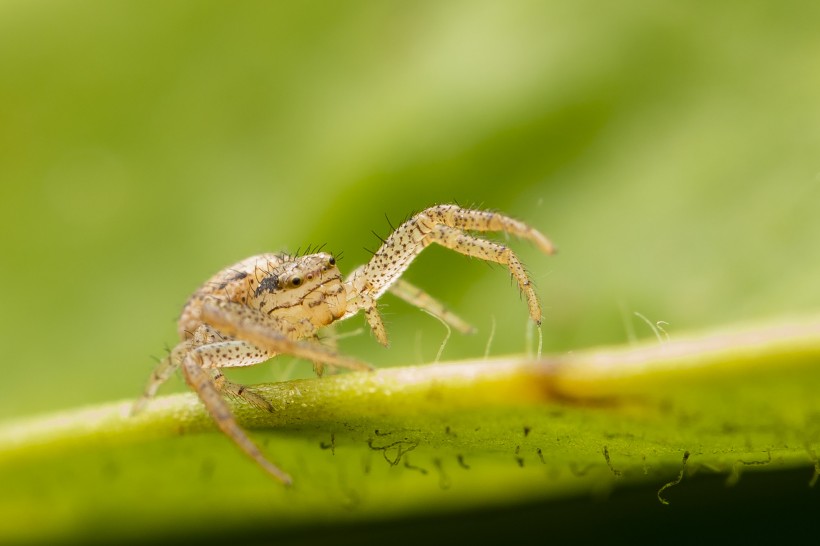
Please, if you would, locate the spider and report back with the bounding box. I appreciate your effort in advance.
[132,204,555,485]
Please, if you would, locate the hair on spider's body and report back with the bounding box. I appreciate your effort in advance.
[133,204,556,486]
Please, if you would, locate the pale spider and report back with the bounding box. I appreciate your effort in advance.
[133,204,555,485]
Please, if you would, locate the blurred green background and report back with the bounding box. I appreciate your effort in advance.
[1,0,819,424]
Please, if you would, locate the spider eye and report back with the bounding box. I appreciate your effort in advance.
[328,257,336,266]
[291,277,302,287]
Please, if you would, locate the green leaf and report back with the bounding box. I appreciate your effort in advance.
[1,318,819,543]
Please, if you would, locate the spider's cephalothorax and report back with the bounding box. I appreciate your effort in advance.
[133,204,555,485]
[179,252,347,340]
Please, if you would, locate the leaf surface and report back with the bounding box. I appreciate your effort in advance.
[1,318,819,543]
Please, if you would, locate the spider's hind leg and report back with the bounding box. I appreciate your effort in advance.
[388,278,476,335]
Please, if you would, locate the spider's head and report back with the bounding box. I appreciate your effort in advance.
[252,252,346,327]
[277,252,340,290]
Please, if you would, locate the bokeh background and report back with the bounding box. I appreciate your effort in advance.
[2,0,819,434]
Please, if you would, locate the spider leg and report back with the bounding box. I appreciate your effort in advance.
[389,278,476,335]
[194,340,271,369]
[427,224,544,323]
[180,338,277,411]
[211,369,274,412]
[362,295,388,346]
[310,326,338,377]
[131,346,185,415]
[132,328,275,415]
[181,351,292,485]
[346,205,554,329]
[202,299,373,372]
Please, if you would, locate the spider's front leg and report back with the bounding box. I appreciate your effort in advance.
[177,301,372,485]
[135,320,364,484]
[179,349,294,485]
[345,204,555,343]
[132,324,291,482]
[201,300,372,372]
[131,324,278,416]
